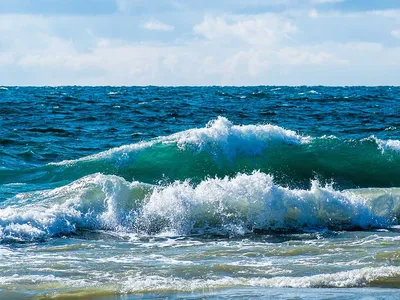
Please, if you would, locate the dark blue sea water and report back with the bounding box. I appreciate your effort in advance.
[0,86,399,299]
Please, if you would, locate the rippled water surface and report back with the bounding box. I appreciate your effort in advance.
[0,86,399,299]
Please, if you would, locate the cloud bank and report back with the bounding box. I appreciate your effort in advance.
[0,0,399,85]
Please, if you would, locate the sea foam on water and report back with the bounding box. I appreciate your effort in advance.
[1,172,399,241]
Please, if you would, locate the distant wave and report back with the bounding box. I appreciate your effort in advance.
[1,172,399,242]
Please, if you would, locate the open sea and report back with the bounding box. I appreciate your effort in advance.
[0,86,399,299]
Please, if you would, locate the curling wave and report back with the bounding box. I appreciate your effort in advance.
[1,172,399,241]
[1,117,399,190]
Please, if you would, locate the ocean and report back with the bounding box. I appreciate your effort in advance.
[0,86,399,299]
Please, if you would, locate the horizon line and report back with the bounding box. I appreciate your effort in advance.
[1,85,399,88]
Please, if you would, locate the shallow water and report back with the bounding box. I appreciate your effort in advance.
[0,86,399,298]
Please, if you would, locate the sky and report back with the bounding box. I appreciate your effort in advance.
[0,0,400,86]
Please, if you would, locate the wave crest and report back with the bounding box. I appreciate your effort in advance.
[51,116,310,166]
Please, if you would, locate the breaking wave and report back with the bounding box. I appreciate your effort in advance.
[121,266,400,292]
[1,172,399,242]
[1,117,399,189]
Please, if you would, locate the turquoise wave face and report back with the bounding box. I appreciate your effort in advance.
[0,117,399,197]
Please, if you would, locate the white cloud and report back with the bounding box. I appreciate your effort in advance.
[5,35,400,85]
[391,29,400,39]
[141,19,174,31]
[1,6,400,85]
[194,14,297,47]
[276,46,348,65]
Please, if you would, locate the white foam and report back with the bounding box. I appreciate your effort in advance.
[377,139,400,152]
[2,267,399,294]
[367,136,400,153]
[0,174,151,241]
[121,266,400,292]
[0,274,89,289]
[137,172,400,235]
[169,116,310,156]
[250,266,400,288]
[1,172,399,241]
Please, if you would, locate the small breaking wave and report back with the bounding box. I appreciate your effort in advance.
[3,267,400,297]
[121,266,400,292]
